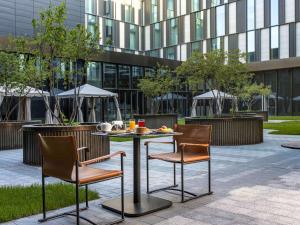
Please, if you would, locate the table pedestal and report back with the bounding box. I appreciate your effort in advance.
[102,136,172,217]
[102,194,172,217]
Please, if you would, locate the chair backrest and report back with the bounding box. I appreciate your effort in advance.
[174,124,212,153]
[38,134,78,181]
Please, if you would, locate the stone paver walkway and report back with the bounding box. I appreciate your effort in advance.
[1,131,300,225]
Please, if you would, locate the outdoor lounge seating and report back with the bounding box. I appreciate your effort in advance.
[38,134,126,225]
[145,124,213,203]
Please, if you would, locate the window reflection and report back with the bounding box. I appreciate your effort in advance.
[104,0,113,17]
[86,0,95,14]
[119,65,131,89]
[216,6,225,37]
[87,15,97,37]
[271,0,279,26]
[247,0,255,30]
[168,18,178,46]
[132,66,143,89]
[151,0,158,23]
[247,31,255,62]
[270,26,279,59]
[153,23,161,49]
[166,46,176,59]
[195,11,204,40]
[87,62,102,87]
[167,0,174,18]
[103,63,117,88]
[129,25,138,50]
[191,0,200,12]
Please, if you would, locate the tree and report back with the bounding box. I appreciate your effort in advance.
[240,83,271,111]
[30,2,99,124]
[138,64,177,114]
[0,37,37,121]
[176,50,253,115]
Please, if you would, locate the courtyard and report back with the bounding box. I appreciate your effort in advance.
[1,130,299,225]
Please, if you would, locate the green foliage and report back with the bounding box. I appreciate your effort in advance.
[240,83,271,111]
[176,50,254,115]
[138,64,177,113]
[29,2,100,124]
[0,183,99,222]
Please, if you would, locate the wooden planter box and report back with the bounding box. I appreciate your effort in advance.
[22,123,110,166]
[185,116,263,146]
[133,114,178,129]
[0,121,41,150]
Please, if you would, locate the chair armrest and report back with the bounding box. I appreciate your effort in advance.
[144,141,174,146]
[179,143,209,150]
[77,147,89,153]
[80,151,126,166]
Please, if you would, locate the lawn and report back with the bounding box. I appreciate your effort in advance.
[264,121,300,135]
[269,116,300,121]
[0,183,99,223]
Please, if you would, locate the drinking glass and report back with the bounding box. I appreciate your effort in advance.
[129,119,136,130]
[138,119,145,127]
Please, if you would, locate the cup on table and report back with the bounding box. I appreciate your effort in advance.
[129,119,136,130]
[138,119,145,127]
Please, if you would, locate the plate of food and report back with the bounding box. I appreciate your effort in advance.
[156,125,174,134]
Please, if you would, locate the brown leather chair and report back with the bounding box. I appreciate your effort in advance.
[38,134,126,225]
[145,124,213,202]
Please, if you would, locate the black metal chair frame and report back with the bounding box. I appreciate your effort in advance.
[145,140,213,203]
[39,147,125,225]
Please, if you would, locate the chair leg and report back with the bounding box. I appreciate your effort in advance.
[173,163,176,186]
[85,185,89,208]
[208,160,211,193]
[146,145,150,194]
[41,174,46,220]
[121,176,125,220]
[76,183,80,225]
[181,162,184,203]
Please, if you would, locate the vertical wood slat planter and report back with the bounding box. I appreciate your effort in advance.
[133,114,178,129]
[185,116,263,146]
[0,121,41,150]
[23,124,110,166]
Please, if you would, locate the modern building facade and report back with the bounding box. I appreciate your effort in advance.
[1,0,300,118]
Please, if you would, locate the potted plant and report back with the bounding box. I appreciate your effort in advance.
[135,64,178,128]
[19,2,109,166]
[177,50,264,145]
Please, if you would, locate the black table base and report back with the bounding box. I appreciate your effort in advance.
[102,194,172,217]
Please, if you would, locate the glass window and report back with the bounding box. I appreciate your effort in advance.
[118,65,131,89]
[125,4,133,23]
[168,18,178,46]
[247,31,255,62]
[87,15,97,37]
[270,26,279,59]
[149,49,160,57]
[104,19,114,46]
[216,5,225,37]
[145,67,155,77]
[247,0,255,30]
[132,66,143,89]
[103,63,117,88]
[211,0,220,7]
[129,25,138,50]
[191,0,200,12]
[104,0,113,17]
[167,0,174,18]
[271,0,279,26]
[86,0,95,14]
[195,11,204,40]
[211,38,221,50]
[151,0,158,23]
[166,46,176,60]
[87,62,102,87]
[191,41,201,52]
[264,71,277,115]
[293,69,300,115]
[153,23,161,49]
[278,70,292,115]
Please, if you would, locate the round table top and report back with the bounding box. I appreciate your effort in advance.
[91,131,183,138]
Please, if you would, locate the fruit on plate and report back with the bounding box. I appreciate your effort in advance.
[157,125,173,133]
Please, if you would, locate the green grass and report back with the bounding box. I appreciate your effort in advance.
[0,183,99,223]
[269,116,300,121]
[177,118,185,125]
[264,121,300,135]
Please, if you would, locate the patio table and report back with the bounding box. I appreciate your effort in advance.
[92,131,182,217]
